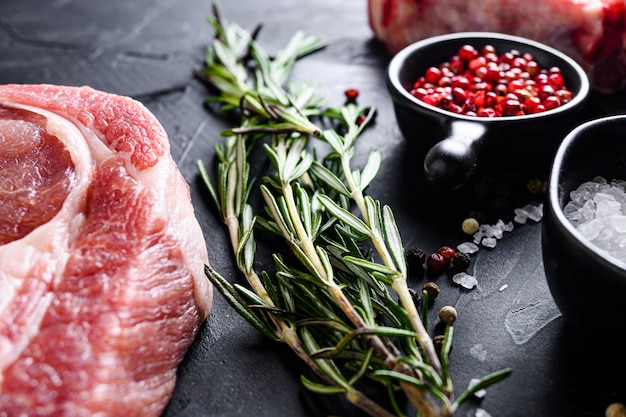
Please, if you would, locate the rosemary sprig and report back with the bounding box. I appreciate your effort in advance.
[198,4,511,417]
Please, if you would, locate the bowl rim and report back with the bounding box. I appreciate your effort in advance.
[387,31,590,122]
[548,114,626,272]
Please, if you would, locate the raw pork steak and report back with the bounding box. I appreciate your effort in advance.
[0,84,212,416]
[368,0,626,93]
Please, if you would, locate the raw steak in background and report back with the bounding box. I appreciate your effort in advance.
[368,0,626,93]
[0,84,212,416]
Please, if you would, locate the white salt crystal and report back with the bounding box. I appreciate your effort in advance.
[563,202,583,223]
[452,272,478,289]
[565,178,626,264]
[457,242,479,254]
[577,218,604,241]
[492,219,505,239]
[514,204,543,223]
[595,192,620,216]
[476,409,493,417]
[499,284,508,291]
[479,224,495,238]
[581,199,596,221]
[513,207,528,224]
[482,237,497,248]
[603,215,626,233]
[471,217,517,249]
[526,203,544,222]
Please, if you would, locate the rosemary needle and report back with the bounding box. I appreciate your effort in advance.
[198,4,511,417]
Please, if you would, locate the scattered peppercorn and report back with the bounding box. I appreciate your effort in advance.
[406,247,426,269]
[606,403,626,417]
[462,217,480,235]
[439,306,458,326]
[426,252,447,274]
[422,281,440,302]
[527,178,546,194]
[344,88,359,103]
[452,251,471,271]
[355,107,376,126]
[437,246,456,263]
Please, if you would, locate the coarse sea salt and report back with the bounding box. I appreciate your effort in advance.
[457,241,480,254]
[452,272,478,289]
[564,177,626,263]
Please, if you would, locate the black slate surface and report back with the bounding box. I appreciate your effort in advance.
[2,1,626,416]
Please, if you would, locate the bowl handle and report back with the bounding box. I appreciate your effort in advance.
[423,120,487,189]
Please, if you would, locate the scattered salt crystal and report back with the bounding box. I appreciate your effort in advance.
[513,207,528,224]
[499,284,508,292]
[476,409,493,417]
[478,224,495,238]
[468,378,487,399]
[513,203,543,224]
[492,219,505,239]
[526,203,543,222]
[458,242,479,254]
[452,272,478,289]
[470,216,520,250]
[481,237,497,248]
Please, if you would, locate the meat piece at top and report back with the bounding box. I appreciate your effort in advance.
[368,0,626,93]
[0,84,212,416]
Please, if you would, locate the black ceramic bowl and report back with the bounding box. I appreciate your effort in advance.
[387,32,590,189]
[542,115,626,334]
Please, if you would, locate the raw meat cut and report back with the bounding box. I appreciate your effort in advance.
[368,0,626,93]
[0,84,212,416]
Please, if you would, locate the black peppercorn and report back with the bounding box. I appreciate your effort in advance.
[452,251,471,272]
[405,247,426,269]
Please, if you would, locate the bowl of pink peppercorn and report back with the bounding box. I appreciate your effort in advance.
[386,32,590,190]
[542,115,626,334]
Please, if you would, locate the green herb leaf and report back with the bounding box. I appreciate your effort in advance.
[316,194,371,237]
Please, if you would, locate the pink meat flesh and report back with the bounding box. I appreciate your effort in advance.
[368,0,626,92]
[0,84,212,417]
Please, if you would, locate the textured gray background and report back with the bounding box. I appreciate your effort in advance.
[1,1,625,416]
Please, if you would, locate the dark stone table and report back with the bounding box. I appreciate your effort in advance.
[1,1,625,416]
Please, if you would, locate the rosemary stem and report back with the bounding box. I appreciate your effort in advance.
[340,154,368,223]
[400,382,452,417]
[235,134,245,213]
[338,149,443,378]
[225,214,241,261]
[282,181,326,279]
[326,284,398,370]
[281,176,400,370]
[393,279,443,377]
[345,390,398,417]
